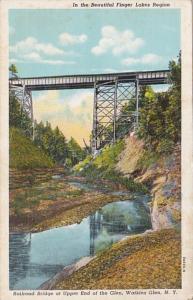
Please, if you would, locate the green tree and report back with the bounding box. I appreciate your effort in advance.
[34,121,69,165]
[9,64,18,77]
[9,94,33,137]
[50,126,68,163]
[67,137,86,165]
[137,53,181,153]
[116,98,136,139]
[165,52,181,145]
[9,64,33,137]
[9,94,22,128]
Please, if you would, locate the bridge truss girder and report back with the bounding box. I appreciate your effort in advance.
[92,79,139,152]
[9,82,34,138]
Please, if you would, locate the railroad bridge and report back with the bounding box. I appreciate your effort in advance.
[9,70,169,152]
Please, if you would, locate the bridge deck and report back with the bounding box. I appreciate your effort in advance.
[9,70,170,91]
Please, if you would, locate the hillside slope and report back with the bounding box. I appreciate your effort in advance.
[10,127,54,169]
[75,135,181,230]
[74,140,147,193]
[116,136,181,230]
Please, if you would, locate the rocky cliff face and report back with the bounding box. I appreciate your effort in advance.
[116,136,181,230]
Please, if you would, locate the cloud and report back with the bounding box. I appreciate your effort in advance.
[33,90,93,145]
[10,55,76,65]
[59,32,87,45]
[141,53,163,64]
[21,52,76,65]
[121,57,139,65]
[39,59,76,65]
[122,53,163,66]
[91,26,144,56]
[23,52,41,61]
[10,37,64,56]
[10,49,76,65]
[9,36,79,65]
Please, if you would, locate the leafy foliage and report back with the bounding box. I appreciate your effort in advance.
[74,140,147,193]
[34,121,68,165]
[73,155,93,172]
[67,137,86,166]
[9,94,33,137]
[116,97,136,138]
[93,140,125,170]
[34,121,86,166]
[9,64,18,77]
[10,127,54,169]
[137,53,181,153]
[74,140,125,174]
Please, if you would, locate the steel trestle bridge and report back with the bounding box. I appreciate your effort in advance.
[9,70,170,152]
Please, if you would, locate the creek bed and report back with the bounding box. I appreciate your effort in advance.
[9,195,151,290]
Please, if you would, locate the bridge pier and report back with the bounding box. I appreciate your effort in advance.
[92,77,139,152]
[9,81,34,138]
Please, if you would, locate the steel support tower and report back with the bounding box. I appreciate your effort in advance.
[9,79,34,138]
[92,78,139,151]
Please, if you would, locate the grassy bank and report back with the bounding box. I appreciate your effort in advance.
[74,140,148,193]
[55,228,181,289]
[10,127,54,169]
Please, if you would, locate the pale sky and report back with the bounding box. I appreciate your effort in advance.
[9,9,180,145]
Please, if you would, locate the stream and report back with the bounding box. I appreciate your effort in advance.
[9,177,152,290]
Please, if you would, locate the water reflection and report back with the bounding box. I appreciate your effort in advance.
[9,233,31,289]
[9,199,151,290]
[90,200,152,255]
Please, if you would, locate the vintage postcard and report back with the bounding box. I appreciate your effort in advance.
[0,0,193,299]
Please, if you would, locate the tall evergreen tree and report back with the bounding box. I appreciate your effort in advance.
[67,137,86,165]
